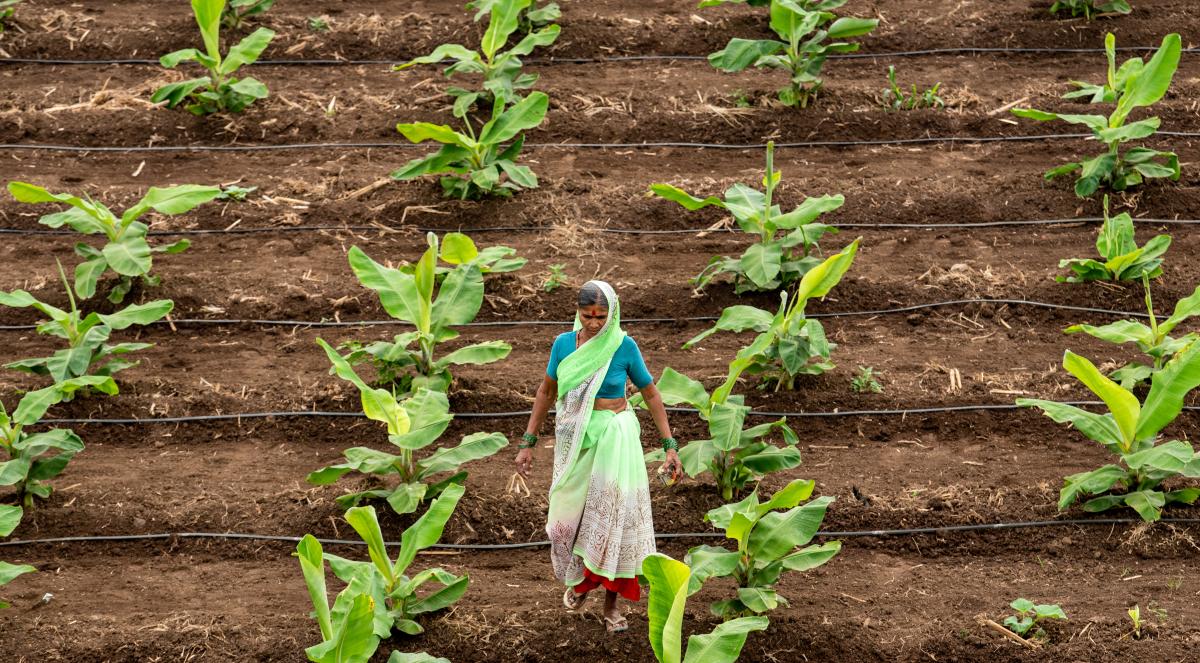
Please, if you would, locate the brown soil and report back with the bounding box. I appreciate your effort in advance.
[4,1,1200,661]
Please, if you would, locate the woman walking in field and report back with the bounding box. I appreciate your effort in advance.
[515,280,683,633]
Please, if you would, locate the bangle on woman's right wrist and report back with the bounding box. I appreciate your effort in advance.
[518,432,539,449]
[660,437,678,451]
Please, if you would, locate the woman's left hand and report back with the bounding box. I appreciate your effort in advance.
[661,449,683,483]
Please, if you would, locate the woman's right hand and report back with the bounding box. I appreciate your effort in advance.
[515,447,534,478]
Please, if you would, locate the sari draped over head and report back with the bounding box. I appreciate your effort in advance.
[546,281,656,595]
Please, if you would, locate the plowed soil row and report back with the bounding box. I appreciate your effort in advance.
[5,56,1200,147]
[4,540,1198,662]
[1,0,1196,60]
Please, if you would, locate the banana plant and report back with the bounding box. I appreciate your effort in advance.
[152,0,275,115]
[7,181,220,303]
[468,0,559,35]
[0,267,171,392]
[639,307,812,501]
[643,553,769,663]
[708,0,877,108]
[297,489,464,661]
[297,485,465,643]
[683,239,861,390]
[310,339,507,515]
[1050,0,1130,19]
[397,0,559,117]
[1057,197,1169,283]
[1013,33,1181,198]
[1,376,117,510]
[1,503,34,610]
[337,234,512,393]
[651,142,844,293]
[1017,346,1200,522]
[685,479,839,620]
[221,0,274,29]
[1065,276,1200,389]
[393,92,548,199]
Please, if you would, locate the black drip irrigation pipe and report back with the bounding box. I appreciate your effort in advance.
[4,518,1200,550]
[3,46,1200,67]
[0,298,1150,332]
[49,401,1200,426]
[5,131,1200,153]
[3,217,1199,238]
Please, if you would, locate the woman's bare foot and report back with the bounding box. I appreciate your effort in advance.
[602,590,627,633]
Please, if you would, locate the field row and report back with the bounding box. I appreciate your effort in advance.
[1,0,1196,60]
[6,539,1193,662]
[5,55,1200,147]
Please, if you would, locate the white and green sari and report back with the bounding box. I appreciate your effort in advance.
[546,281,656,593]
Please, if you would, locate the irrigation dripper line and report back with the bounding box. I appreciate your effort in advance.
[0,298,1150,332]
[4,130,1200,153]
[4,217,1200,238]
[45,401,1200,426]
[4,46,1200,67]
[5,518,1200,550]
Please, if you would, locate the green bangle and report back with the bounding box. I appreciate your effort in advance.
[661,437,679,451]
[518,433,538,449]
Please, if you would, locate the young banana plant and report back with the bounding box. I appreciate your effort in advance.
[684,239,861,390]
[309,339,507,515]
[337,234,513,393]
[1017,346,1200,522]
[708,0,877,108]
[651,141,844,293]
[396,0,559,117]
[1057,196,1170,283]
[152,0,276,115]
[643,553,769,663]
[0,265,172,391]
[1049,0,1131,19]
[639,305,817,502]
[1,376,117,510]
[1065,276,1200,388]
[7,181,220,303]
[1013,33,1181,198]
[393,92,549,199]
[297,487,464,662]
[685,479,840,620]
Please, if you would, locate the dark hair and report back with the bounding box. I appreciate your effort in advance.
[577,282,609,309]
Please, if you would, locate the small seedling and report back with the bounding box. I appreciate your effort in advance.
[851,366,883,394]
[542,263,567,292]
[217,184,257,201]
[1003,599,1067,640]
[879,66,944,111]
[307,16,329,32]
[1127,604,1142,638]
[0,0,20,33]
[221,0,274,29]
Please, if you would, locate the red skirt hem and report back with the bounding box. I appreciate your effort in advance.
[573,568,641,602]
